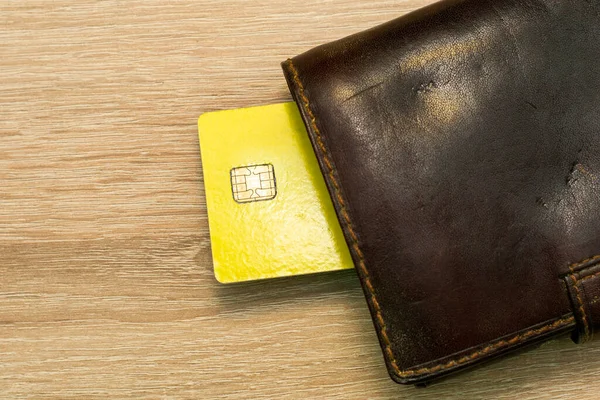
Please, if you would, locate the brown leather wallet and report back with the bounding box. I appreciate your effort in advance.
[282,0,600,385]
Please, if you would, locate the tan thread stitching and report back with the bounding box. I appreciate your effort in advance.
[285,58,575,378]
[581,270,600,282]
[568,257,600,342]
[570,274,590,340]
[569,254,600,273]
[285,59,399,371]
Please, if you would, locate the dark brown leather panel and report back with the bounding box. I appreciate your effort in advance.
[282,0,600,384]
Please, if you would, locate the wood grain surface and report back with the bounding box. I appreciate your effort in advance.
[2,0,600,398]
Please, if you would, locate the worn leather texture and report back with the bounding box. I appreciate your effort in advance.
[282,0,600,384]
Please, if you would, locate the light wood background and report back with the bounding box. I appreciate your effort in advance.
[2,0,600,398]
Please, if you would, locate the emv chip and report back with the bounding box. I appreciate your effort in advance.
[230,164,276,203]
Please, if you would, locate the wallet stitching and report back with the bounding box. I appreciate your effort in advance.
[285,58,575,379]
[284,59,401,374]
[568,261,600,342]
[569,274,591,341]
[581,271,600,282]
[569,254,600,273]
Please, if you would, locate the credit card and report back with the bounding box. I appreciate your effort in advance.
[198,102,354,283]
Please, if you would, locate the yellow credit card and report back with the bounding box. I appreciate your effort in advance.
[198,102,353,283]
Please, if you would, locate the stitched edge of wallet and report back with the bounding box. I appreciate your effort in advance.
[569,254,600,272]
[567,256,600,342]
[568,275,591,341]
[284,58,576,380]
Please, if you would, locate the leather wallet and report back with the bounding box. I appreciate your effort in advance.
[282,0,600,384]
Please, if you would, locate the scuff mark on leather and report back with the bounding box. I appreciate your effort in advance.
[566,162,598,186]
[525,101,538,110]
[566,161,581,186]
[536,197,548,208]
[576,163,598,182]
[414,81,437,93]
[342,81,385,104]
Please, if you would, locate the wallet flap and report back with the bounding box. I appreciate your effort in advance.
[282,0,600,384]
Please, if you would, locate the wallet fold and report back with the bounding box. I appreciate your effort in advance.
[282,0,600,384]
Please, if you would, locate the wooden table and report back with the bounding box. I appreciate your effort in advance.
[2,0,600,398]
